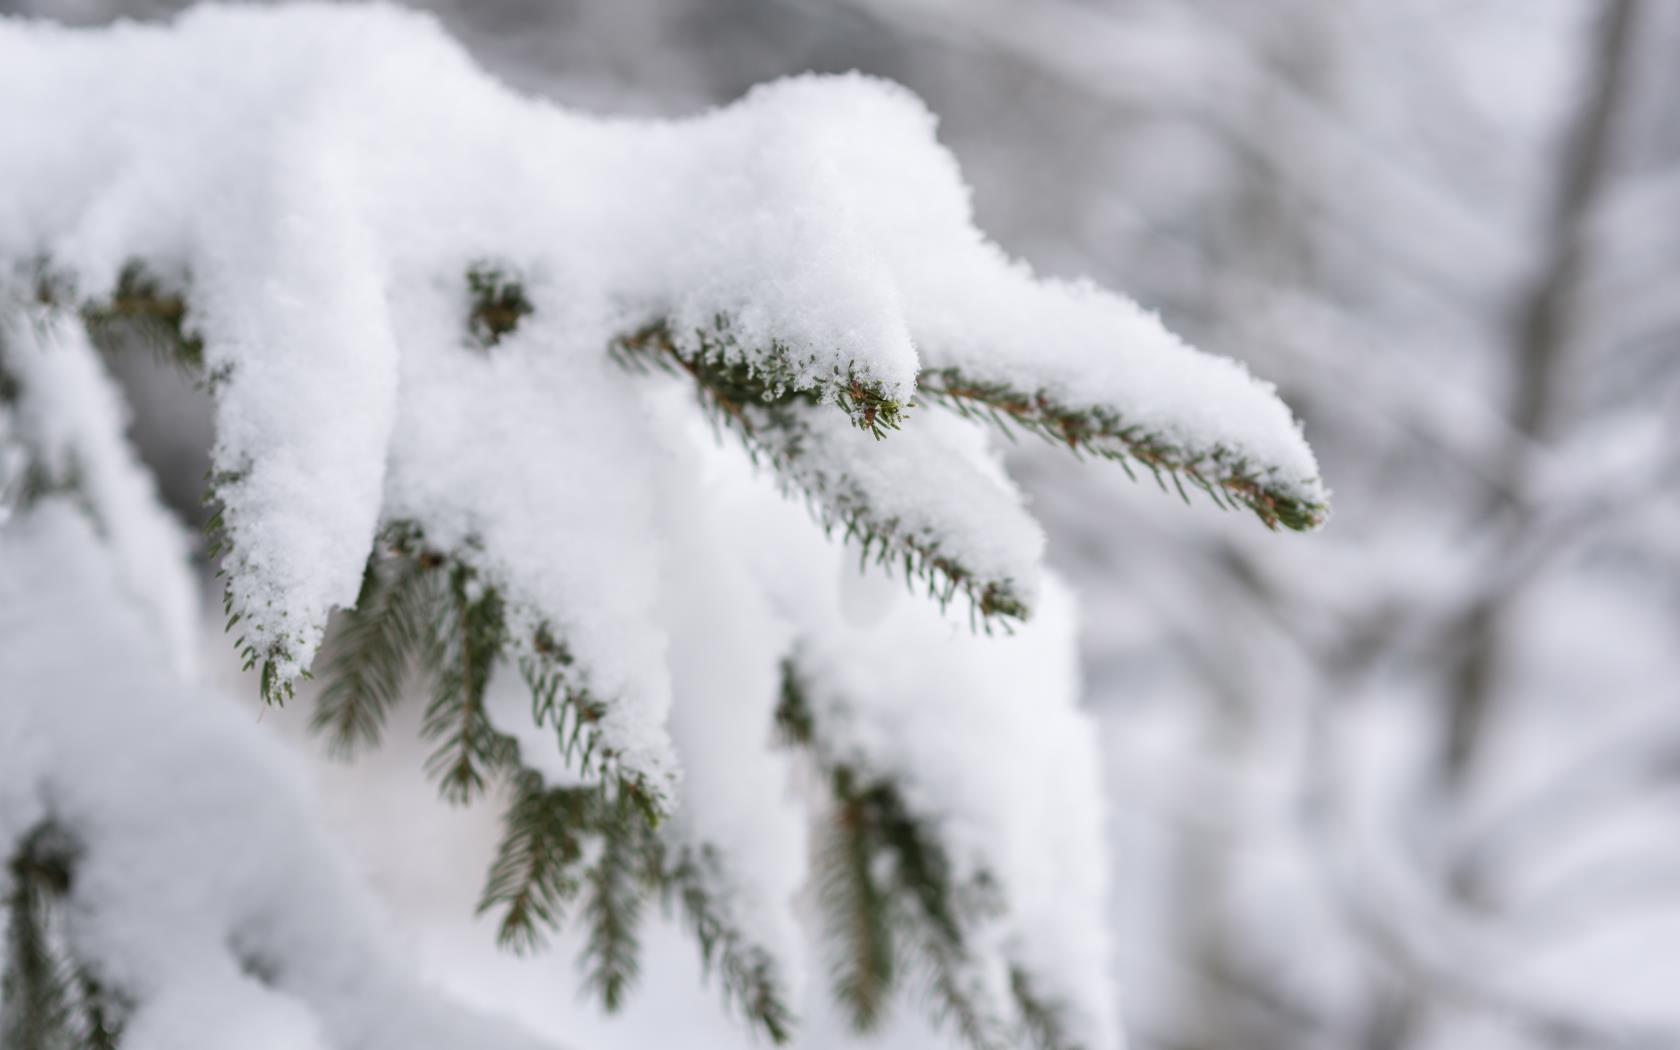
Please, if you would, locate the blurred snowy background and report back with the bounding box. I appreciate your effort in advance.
[7,1,1678,1048]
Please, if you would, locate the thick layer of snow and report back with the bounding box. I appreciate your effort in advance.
[760,401,1046,612]
[795,580,1115,1050]
[0,6,1332,1045]
[729,74,1322,502]
[381,284,679,800]
[643,388,810,993]
[718,436,1119,1049]
[0,2,1321,724]
[0,505,559,1050]
[0,305,198,678]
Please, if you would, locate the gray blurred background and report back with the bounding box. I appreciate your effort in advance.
[8,1,1679,1048]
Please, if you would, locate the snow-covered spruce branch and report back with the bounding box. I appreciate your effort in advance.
[2,6,1325,1048]
[301,524,632,802]
[2,825,123,1050]
[918,368,1327,532]
[59,256,1329,538]
[473,776,799,1041]
[474,775,797,1040]
[311,532,797,1038]
[1,295,797,1040]
[311,526,651,814]
[655,845,799,1044]
[614,321,1039,625]
[778,661,1086,1050]
[0,506,566,1050]
[6,0,1323,705]
[611,319,906,438]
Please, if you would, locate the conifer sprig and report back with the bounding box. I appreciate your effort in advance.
[310,528,792,1038]
[474,780,797,1043]
[821,768,1010,1047]
[31,261,205,377]
[519,635,650,815]
[424,564,520,803]
[310,525,658,811]
[204,469,302,708]
[819,786,897,1032]
[78,262,205,374]
[312,550,438,757]
[778,662,1085,1050]
[754,402,1030,627]
[610,319,905,438]
[918,367,1328,532]
[579,799,647,1011]
[3,829,79,1050]
[778,666,1010,1045]
[1,825,126,1050]
[1010,967,1084,1050]
[614,324,1028,628]
[465,263,534,349]
[478,774,596,954]
[654,845,797,1045]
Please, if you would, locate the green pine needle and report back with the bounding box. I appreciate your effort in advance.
[780,663,1025,1050]
[657,846,798,1045]
[579,801,647,1012]
[917,367,1329,533]
[1011,967,1084,1050]
[819,783,897,1033]
[423,565,518,804]
[312,549,440,757]
[465,263,535,349]
[478,775,595,953]
[2,825,127,1050]
[759,400,1029,628]
[28,259,204,377]
[613,326,1026,629]
[610,319,904,438]
[78,262,205,375]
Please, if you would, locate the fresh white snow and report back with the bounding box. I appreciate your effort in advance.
[0,5,1332,1047]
